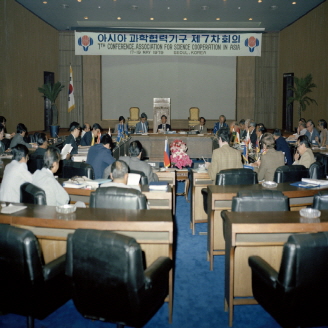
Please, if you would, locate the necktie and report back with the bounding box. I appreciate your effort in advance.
[142,123,145,133]
[200,126,203,131]
[91,135,95,146]
[163,124,166,131]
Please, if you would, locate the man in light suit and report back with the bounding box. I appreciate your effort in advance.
[157,115,171,132]
[205,127,243,180]
[293,135,315,168]
[194,117,208,133]
[135,113,149,134]
[213,115,229,135]
[103,140,159,183]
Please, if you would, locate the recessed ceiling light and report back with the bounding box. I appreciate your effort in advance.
[117,17,121,20]
[216,18,220,20]
[249,18,253,20]
[131,5,138,10]
[271,5,278,10]
[98,6,101,9]
[258,0,262,2]
[62,4,69,9]
[292,1,296,4]
[150,17,154,20]
[84,16,88,20]
[201,6,209,10]
[183,18,188,21]
[77,0,82,2]
[43,1,47,3]
[167,7,170,10]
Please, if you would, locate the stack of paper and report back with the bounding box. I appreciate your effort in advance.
[301,178,328,186]
[149,181,169,191]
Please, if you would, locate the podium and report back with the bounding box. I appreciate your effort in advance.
[153,98,171,133]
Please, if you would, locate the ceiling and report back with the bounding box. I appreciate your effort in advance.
[16,0,325,33]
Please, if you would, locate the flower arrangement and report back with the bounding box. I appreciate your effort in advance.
[169,139,193,169]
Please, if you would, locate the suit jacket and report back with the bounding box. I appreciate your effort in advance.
[249,129,257,148]
[9,134,32,149]
[63,134,78,155]
[81,131,101,146]
[208,144,243,180]
[114,123,129,134]
[305,128,320,146]
[258,149,285,181]
[213,122,229,135]
[293,148,315,168]
[194,124,208,133]
[135,121,149,133]
[158,123,171,131]
[240,129,247,140]
[275,136,293,165]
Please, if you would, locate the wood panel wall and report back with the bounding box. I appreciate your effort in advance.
[0,0,59,133]
[278,1,328,130]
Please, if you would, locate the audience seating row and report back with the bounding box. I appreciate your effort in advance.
[0,225,171,328]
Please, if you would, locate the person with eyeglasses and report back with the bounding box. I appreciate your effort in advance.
[293,135,315,168]
[305,119,320,146]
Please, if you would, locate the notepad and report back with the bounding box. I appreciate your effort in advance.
[290,182,318,189]
[1,204,27,214]
[302,178,328,186]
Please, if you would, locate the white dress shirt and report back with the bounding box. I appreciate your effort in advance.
[0,160,32,203]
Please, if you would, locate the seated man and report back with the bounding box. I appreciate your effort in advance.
[158,115,171,132]
[80,123,103,146]
[86,134,115,179]
[293,135,315,168]
[103,140,159,183]
[32,148,70,206]
[251,133,285,181]
[205,127,243,180]
[213,115,228,135]
[29,133,48,159]
[9,123,32,149]
[101,160,141,191]
[0,144,32,202]
[305,119,320,146]
[248,120,257,148]
[194,117,208,133]
[114,116,129,134]
[81,123,90,138]
[63,121,80,155]
[273,128,293,165]
[135,113,149,134]
[239,119,247,140]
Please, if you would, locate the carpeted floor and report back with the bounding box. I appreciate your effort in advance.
[1,181,326,328]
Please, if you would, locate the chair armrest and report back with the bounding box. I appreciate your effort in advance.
[144,256,172,290]
[43,254,66,281]
[248,256,278,287]
[201,188,208,196]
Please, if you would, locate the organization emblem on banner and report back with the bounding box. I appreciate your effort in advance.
[78,35,94,51]
[244,36,260,53]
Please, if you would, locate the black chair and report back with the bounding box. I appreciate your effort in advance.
[20,182,47,205]
[249,232,328,328]
[312,190,328,210]
[62,161,95,180]
[66,229,172,328]
[89,186,147,210]
[314,152,328,176]
[273,164,309,183]
[201,168,258,215]
[0,224,70,328]
[27,156,44,174]
[309,161,325,179]
[231,190,289,212]
[130,169,149,186]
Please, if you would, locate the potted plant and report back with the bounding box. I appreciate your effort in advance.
[38,81,64,137]
[287,73,318,121]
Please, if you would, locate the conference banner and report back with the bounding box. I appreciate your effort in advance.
[75,31,262,56]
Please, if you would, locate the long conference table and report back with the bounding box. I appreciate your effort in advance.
[221,210,328,327]
[0,204,174,322]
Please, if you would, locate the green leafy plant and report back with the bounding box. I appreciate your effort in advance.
[38,81,64,126]
[287,74,318,120]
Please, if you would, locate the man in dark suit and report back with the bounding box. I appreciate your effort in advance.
[248,120,257,148]
[273,128,292,165]
[213,115,229,135]
[80,123,103,146]
[157,115,171,132]
[63,121,80,155]
[239,119,247,140]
